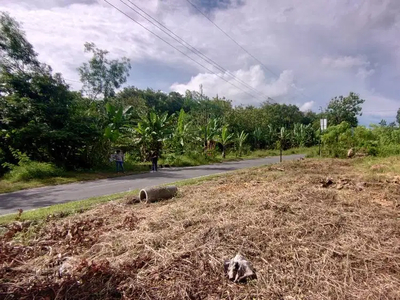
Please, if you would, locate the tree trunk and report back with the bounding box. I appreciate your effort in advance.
[222,146,226,159]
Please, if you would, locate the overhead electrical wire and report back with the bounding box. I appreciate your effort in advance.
[185,0,309,101]
[103,0,268,102]
[121,0,273,101]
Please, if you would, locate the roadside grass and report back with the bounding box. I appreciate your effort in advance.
[2,157,400,299]
[0,148,314,194]
[0,162,278,225]
[159,146,317,167]
[0,191,136,225]
[0,170,243,225]
[0,164,150,194]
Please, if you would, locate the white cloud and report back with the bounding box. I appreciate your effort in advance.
[356,68,375,80]
[321,56,370,69]
[170,66,295,105]
[1,0,400,123]
[299,101,315,112]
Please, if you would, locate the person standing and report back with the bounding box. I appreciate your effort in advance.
[151,151,158,172]
[115,150,124,173]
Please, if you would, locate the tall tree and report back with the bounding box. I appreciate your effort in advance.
[78,42,131,101]
[326,92,365,127]
[0,12,86,168]
[396,108,400,125]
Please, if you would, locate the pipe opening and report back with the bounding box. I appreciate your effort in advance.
[139,190,148,202]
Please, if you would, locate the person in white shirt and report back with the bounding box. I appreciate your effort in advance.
[115,150,124,173]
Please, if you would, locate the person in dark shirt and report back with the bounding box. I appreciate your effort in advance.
[151,151,158,172]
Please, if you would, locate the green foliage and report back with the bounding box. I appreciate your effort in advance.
[327,92,365,127]
[236,131,249,157]
[78,42,131,101]
[215,125,234,158]
[4,153,65,182]
[7,12,400,184]
[133,109,172,160]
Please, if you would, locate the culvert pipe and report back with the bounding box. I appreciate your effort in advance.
[139,186,178,203]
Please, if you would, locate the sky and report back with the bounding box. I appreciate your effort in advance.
[1,0,400,125]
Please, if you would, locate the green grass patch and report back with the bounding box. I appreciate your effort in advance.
[354,155,400,175]
[0,190,137,225]
[160,147,316,167]
[0,164,150,194]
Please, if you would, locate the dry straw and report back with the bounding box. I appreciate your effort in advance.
[1,159,399,299]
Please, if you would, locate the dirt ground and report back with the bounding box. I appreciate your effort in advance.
[1,158,399,300]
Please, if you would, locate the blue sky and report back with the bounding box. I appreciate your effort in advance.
[1,0,400,125]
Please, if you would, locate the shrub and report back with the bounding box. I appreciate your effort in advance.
[5,160,65,182]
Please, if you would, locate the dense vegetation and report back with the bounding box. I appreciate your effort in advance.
[0,12,399,181]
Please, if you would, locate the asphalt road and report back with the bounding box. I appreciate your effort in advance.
[0,155,304,215]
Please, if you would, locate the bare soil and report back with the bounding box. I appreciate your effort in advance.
[1,159,399,299]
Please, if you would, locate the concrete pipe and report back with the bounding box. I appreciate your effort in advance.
[139,186,178,203]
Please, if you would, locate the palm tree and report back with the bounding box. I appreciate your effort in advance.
[215,125,234,158]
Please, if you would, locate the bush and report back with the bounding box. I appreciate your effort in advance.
[5,160,65,182]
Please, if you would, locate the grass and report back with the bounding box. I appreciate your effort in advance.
[0,191,136,225]
[0,172,234,225]
[0,164,150,194]
[1,156,400,299]
[0,147,314,194]
[159,146,317,167]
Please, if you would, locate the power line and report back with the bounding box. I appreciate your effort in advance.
[64,78,81,83]
[121,0,272,101]
[185,0,309,100]
[103,0,265,102]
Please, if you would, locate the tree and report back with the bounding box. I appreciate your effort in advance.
[215,125,234,158]
[0,13,93,169]
[78,42,131,101]
[326,92,365,127]
[379,119,387,127]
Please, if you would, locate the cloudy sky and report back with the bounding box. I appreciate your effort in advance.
[1,0,400,124]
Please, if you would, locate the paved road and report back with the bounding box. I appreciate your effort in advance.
[0,155,304,215]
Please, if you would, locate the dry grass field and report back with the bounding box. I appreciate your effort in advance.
[1,158,399,299]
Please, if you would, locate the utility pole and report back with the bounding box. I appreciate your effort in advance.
[319,106,326,157]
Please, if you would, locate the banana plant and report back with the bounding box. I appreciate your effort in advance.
[104,103,133,143]
[134,109,171,160]
[171,109,193,154]
[236,130,248,157]
[278,127,290,162]
[253,127,263,149]
[199,118,222,150]
[293,123,313,147]
[215,125,234,158]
